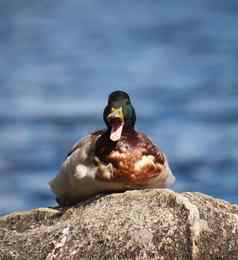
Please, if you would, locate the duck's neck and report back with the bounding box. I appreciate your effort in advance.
[122,125,136,135]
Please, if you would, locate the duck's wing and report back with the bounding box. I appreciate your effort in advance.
[66,130,105,159]
[49,131,104,204]
[65,141,81,158]
[143,135,175,188]
[148,152,176,188]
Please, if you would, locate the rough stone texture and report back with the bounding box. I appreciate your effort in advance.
[0,189,238,260]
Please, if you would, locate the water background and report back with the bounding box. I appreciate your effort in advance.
[0,0,238,215]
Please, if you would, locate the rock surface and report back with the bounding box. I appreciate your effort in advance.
[0,189,238,260]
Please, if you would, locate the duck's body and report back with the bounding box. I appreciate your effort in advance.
[49,91,175,206]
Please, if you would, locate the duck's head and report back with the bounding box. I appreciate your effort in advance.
[104,90,136,142]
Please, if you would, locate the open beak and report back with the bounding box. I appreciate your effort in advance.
[107,107,124,141]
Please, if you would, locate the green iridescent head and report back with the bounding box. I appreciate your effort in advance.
[104,91,136,141]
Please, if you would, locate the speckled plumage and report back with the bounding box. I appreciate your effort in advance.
[95,128,167,185]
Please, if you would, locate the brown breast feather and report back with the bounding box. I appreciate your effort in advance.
[95,130,165,185]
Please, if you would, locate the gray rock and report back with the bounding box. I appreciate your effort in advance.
[0,189,238,260]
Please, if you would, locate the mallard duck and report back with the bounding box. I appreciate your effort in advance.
[49,91,175,206]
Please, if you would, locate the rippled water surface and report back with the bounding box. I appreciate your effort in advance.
[0,0,238,215]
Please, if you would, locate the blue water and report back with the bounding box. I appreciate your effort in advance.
[0,0,238,215]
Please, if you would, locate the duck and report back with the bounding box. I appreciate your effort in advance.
[49,90,175,206]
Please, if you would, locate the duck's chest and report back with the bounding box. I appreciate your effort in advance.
[95,132,141,162]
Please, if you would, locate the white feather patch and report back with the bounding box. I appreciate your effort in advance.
[134,155,155,171]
